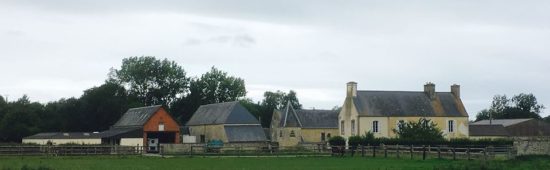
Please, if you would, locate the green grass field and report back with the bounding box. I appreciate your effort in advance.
[0,155,549,170]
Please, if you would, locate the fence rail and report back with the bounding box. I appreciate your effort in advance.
[164,144,515,160]
[0,145,145,156]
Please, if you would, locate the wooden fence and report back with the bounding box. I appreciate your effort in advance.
[168,144,514,160]
[0,145,145,156]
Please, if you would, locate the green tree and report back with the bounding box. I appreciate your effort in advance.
[109,56,189,106]
[0,96,42,142]
[78,82,141,131]
[393,118,444,141]
[475,93,545,121]
[172,67,246,123]
[258,90,302,127]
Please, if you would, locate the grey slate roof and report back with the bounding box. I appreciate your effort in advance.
[224,125,267,142]
[471,119,533,127]
[353,91,468,117]
[24,132,102,139]
[278,104,339,129]
[186,101,261,126]
[469,124,509,136]
[99,127,143,138]
[295,110,339,128]
[112,105,162,128]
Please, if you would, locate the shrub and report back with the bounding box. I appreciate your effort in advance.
[393,118,444,141]
[328,136,346,146]
[348,136,362,147]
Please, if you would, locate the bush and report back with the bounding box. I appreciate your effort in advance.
[348,136,362,147]
[328,136,346,146]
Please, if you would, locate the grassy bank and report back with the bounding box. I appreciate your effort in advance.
[1,155,549,170]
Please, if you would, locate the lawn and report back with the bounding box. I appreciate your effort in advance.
[0,155,549,170]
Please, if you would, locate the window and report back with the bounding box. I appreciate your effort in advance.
[321,132,326,141]
[279,130,283,137]
[200,135,205,143]
[372,121,379,133]
[158,122,165,131]
[290,130,296,137]
[448,120,454,132]
[340,121,345,135]
[351,120,356,135]
[327,133,331,138]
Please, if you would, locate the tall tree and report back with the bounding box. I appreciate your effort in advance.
[0,96,42,142]
[109,56,189,106]
[172,67,246,123]
[258,90,302,127]
[475,93,545,121]
[78,82,140,131]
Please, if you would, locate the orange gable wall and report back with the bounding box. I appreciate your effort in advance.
[143,108,181,143]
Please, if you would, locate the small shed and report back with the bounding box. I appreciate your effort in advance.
[22,132,102,145]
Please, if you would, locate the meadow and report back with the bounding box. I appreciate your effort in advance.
[1,155,549,170]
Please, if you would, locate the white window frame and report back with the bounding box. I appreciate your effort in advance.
[372,121,379,133]
[158,122,165,131]
[448,120,454,133]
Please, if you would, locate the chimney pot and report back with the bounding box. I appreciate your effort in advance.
[424,82,436,100]
[347,82,357,97]
[451,84,460,98]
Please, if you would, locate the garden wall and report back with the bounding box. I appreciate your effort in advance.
[513,137,550,155]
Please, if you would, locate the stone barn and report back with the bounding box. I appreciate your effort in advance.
[186,101,267,143]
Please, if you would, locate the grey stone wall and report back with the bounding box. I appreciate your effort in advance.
[513,137,550,155]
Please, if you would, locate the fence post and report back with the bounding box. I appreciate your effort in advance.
[361,145,365,157]
[384,145,387,158]
[422,145,426,160]
[452,147,456,160]
[372,146,376,157]
[437,146,441,159]
[409,145,413,159]
[483,147,487,161]
[396,144,400,158]
[467,147,471,160]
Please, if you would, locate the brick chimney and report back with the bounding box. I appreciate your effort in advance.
[347,82,357,97]
[451,84,460,98]
[424,82,436,100]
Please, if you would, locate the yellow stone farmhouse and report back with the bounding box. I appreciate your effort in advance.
[339,82,469,139]
[271,103,339,147]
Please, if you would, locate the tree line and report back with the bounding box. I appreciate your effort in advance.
[0,56,301,142]
[475,93,549,122]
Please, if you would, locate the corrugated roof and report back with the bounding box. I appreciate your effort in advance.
[224,125,267,142]
[353,91,468,117]
[472,119,533,127]
[112,105,162,128]
[469,124,509,136]
[186,101,261,126]
[24,132,102,139]
[99,127,142,138]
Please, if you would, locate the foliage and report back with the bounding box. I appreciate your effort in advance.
[476,93,545,121]
[347,136,362,147]
[392,118,444,142]
[257,90,302,127]
[109,56,190,106]
[172,66,246,123]
[0,96,42,142]
[328,136,346,146]
[360,131,376,145]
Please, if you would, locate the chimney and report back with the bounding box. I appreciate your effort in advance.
[424,82,436,100]
[347,82,357,97]
[451,84,460,98]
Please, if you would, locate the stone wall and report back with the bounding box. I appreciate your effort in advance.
[513,137,550,155]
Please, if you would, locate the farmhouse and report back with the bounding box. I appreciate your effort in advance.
[339,82,469,139]
[23,105,181,151]
[471,118,550,137]
[186,101,267,143]
[270,103,338,147]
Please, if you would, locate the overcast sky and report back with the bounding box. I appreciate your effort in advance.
[1,0,549,119]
